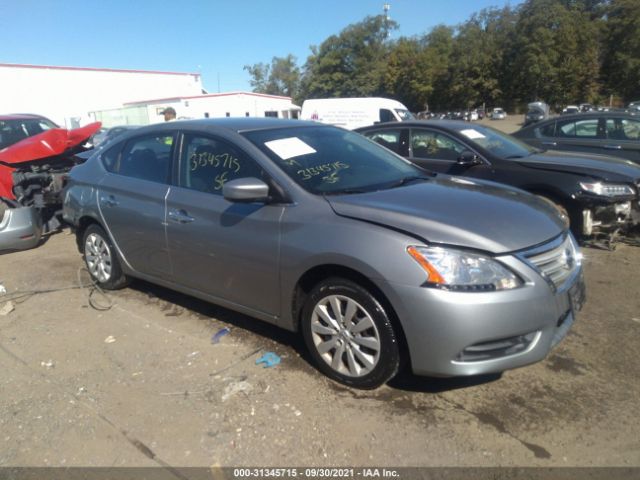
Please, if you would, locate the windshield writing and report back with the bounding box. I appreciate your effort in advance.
[243,126,421,194]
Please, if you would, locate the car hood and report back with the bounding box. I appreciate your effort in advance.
[515,151,640,182]
[325,177,565,254]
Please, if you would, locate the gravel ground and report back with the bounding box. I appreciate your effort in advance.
[0,228,639,469]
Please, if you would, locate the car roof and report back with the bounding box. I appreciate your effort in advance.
[0,113,53,121]
[136,117,319,135]
[356,119,478,132]
[516,111,638,131]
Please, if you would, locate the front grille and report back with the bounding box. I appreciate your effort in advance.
[523,235,580,290]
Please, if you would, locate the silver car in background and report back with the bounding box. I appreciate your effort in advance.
[63,118,585,389]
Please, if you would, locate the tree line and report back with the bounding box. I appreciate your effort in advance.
[244,0,640,113]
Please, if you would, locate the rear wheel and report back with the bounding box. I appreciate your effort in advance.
[82,224,129,289]
[301,278,400,389]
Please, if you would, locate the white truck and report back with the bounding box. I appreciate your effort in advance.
[300,97,414,130]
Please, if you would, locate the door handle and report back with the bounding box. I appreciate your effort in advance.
[100,195,119,207]
[168,209,195,224]
[604,145,622,150]
[542,141,557,147]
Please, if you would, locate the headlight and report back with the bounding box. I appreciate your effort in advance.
[407,246,522,291]
[579,182,635,197]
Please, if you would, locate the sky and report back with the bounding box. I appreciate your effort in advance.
[1,0,522,93]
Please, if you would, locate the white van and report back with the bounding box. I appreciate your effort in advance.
[300,97,414,130]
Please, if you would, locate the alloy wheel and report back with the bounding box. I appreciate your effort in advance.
[85,233,113,283]
[310,294,381,377]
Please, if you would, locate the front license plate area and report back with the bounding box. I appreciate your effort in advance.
[568,273,586,313]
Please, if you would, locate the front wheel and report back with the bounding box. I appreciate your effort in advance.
[301,278,400,389]
[82,224,129,290]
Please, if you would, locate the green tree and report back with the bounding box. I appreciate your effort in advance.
[447,7,517,110]
[300,15,397,99]
[508,0,601,108]
[244,55,301,98]
[602,0,640,101]
[384,38,433,111]
[244,63,269,93]
[422,26,456,111]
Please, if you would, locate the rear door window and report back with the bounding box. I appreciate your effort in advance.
[606,118,640,141]
[101,143,122,173]
[361,129,403,154]
[118,134,174,183]
[537,122,556,137]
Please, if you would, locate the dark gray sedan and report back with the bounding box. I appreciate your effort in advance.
[513,112,640,163]
[63,118,585,389]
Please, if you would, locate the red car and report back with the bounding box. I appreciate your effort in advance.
[0,114,100,251]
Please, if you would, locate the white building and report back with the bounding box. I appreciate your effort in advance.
[0,63,204,127]
[96,91,301,127]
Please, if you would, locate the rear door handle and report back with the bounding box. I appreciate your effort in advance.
[604,145,622,150]
[542,141,557,147]
[100,195,119,207]
[168,209,195,224]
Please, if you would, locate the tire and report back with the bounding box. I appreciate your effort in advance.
[301,277,400,389]
[82,224,129,290]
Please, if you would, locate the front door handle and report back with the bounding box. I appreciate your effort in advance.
[604,145,622,150]
[168,209,195,224]
[100,195,119,207]
[542,141,557,147]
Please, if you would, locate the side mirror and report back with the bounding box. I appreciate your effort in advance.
[223,178,270,203]
[457,151,480,166]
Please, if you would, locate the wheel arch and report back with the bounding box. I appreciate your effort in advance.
[291,264,410,364]
[75,215,103,252]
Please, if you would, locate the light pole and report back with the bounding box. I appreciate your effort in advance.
[383,3,391,38]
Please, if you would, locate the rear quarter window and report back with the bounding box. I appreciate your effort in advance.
[101,143,122,173]
[536,122,556,137]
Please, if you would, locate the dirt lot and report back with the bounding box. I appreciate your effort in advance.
[1,115,639,471]
[0,230,639,469]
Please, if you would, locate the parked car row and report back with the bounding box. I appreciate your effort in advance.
[514,112,640,163]
[358,121,640,239]
[3,112,639,390]
[421,109,484,122]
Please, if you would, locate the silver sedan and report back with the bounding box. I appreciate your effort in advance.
[63,118,585,389]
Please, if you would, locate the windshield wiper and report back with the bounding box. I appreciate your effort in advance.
[504,154,525,159]
[386,175,432,189]
[322,187,370,196]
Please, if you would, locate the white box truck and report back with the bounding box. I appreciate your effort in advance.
[300,97,414,130]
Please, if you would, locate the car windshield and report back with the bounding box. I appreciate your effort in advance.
[395,109,415,121]
[454,124,539,159]
[243,126,425,194]
[0,118,58,149]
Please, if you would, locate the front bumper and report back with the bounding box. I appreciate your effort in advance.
[383,251,585,377]
[0,206,42,252]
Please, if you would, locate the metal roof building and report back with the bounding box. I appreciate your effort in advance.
[0,63,204,127]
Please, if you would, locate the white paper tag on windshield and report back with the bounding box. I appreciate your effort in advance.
[460,129,486,140]
[265,137,316,160]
